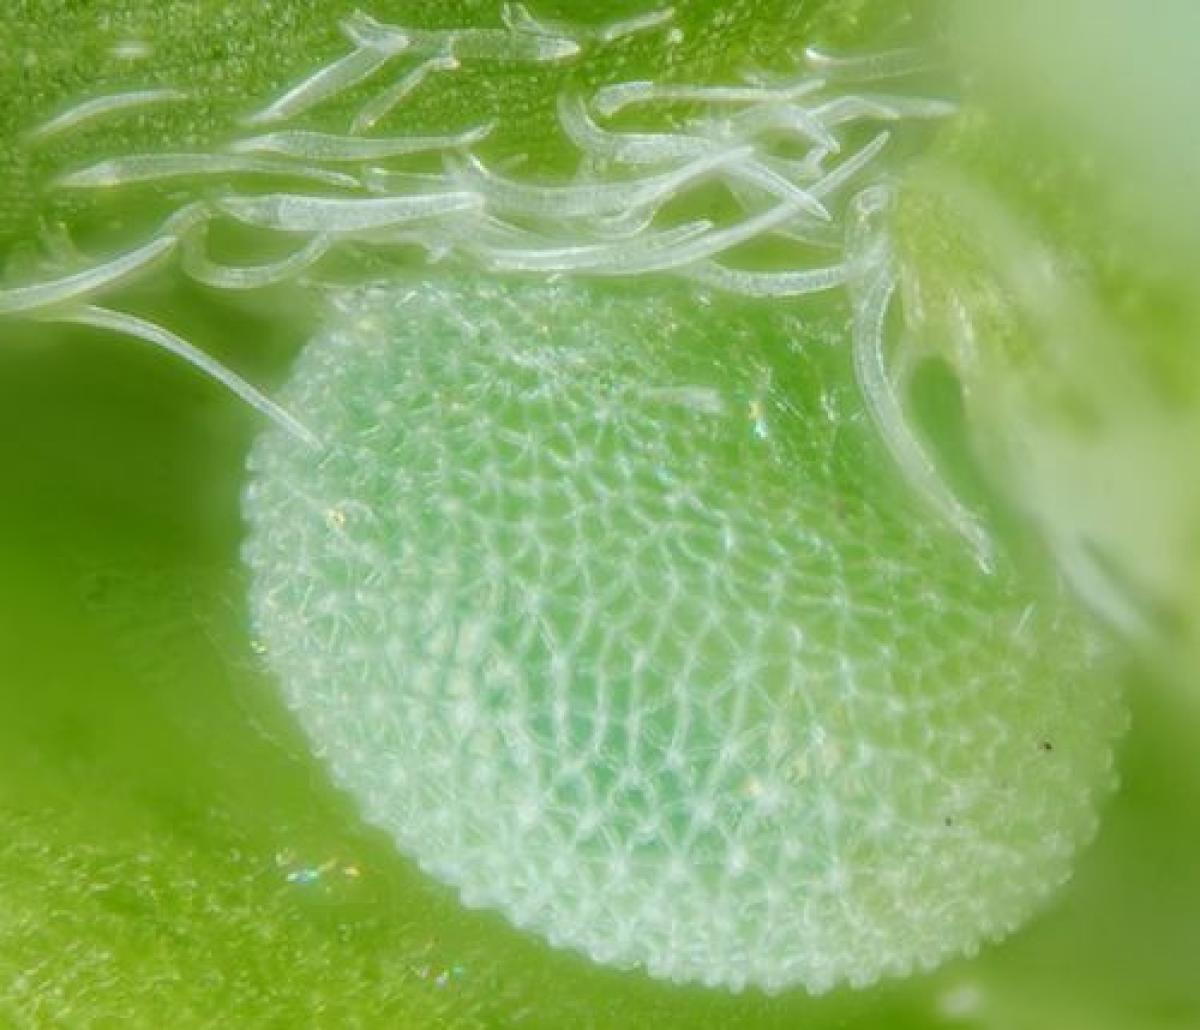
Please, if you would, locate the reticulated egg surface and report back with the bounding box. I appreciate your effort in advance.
[242,277,1124,995]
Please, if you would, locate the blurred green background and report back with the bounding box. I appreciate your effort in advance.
[2,1,1200,1026]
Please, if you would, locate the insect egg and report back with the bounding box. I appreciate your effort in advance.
[241,275,1125,995]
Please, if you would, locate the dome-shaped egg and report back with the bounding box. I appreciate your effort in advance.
[242,277,1124,994]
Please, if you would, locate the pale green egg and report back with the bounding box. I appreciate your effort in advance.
[242,276,1125,994]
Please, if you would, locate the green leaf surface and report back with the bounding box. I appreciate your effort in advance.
[2,2,1200,1028]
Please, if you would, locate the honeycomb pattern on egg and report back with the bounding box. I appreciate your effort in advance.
[242,278,1125,994]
